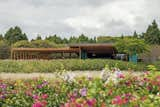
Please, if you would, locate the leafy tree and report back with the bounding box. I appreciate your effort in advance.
[97,36,120,43]
[36,34,42,40]
[121,34,124,39]
[62,38,69,44]
[77,34,89,43]
[144,20,160,44]
[69,36,78,44]
[0,34,3,40]
[31,40,57,48]
[4,26,28,45]
[133,31,138,38]
[115,38,150,58]
[13,40,31,48]
[89,37,96,43]
[0,40,10,59]
[46,34,63,44]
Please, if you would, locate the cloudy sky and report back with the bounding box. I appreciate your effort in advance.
[0,0,160,39]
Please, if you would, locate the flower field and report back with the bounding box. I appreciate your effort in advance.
[0,69,160,107]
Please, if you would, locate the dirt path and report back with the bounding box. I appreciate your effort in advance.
[0,71,101,80]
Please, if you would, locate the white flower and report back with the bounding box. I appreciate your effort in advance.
[100,69,111,81]
[63,72,75,82]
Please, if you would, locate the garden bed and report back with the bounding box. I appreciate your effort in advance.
[0,71,160,107]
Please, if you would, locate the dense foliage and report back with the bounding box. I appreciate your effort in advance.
[0,59,146,73]
[115,38,150,55]
[144,20,160,44]
[46,34,96,44]
[0,69,160,107]
[0,40,10,59]
[12,40,66,48]
[4,26,28,45]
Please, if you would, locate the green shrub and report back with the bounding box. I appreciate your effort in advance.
[0,59,146,73]
[0,40,10,59]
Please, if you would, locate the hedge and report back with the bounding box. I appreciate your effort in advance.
[0,59,146,73]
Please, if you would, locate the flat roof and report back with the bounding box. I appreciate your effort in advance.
[11,47,79,53]
[11,43,116,53]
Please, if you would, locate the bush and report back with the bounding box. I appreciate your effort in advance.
[0,40,10,59]
[13,40,67,48]
[12,40,31,48]
[0,59,146,73]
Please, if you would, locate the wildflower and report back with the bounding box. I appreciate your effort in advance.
[64,103,70,107]
[0,83,7,89]
[100,69,111,81]
[41,94,48,99]
[144,71,150,75]
[112,96,127,105]
[32,101,43,107]
[63,72,75,82]
[25,90,32,96]
[37,81,48,89]
[0,95,6,99]
[79,88,87,96]
[116,72,125,78]
[87,98,96,107]
[33,94,39,100]
[87,73,92,81]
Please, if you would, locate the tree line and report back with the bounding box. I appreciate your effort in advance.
[0,20,160,45]
[0,20,160,59]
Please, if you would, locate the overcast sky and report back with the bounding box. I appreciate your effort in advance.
[0,0,160,39]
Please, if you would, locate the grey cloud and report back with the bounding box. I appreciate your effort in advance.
[25,0,115,7]
[0,0,160,39]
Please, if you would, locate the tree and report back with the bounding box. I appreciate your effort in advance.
[0,34,3,40]
[89,37,96,43]
[121,34,124,39]
[133,31,138,38]
[0,40,10,59]
[97,36,120,43]
[115,38,150,62]
[62,38,69,44]
[31,40,57,48]
[77,34,89,43]
[144,20,160,44]
[36,34,42,40]
[69,36,78,44]
[4,26,28,45]
[45,34,63,44]
[12,40,31,48]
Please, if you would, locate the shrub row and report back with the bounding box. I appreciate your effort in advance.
[0,59,146,73]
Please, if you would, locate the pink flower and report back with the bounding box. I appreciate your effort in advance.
[112,96,127,105]
[32,100,47,107]
[41,94,48,99]
[116,72,125,78]
[32,102,43,107]
[87,98,96,107]
[33,95,39,100]
[64,103,70,107]
[79,88,87,96]
[144,71,150,75]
